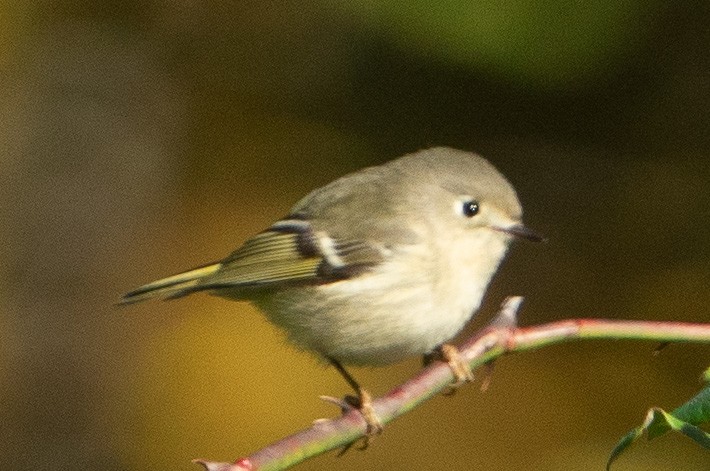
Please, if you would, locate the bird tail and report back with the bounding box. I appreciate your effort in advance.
[119,263,221,305]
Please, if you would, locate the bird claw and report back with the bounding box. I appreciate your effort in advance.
[319,390,383,452]
[354,389,384,437]
[440,343,475,385]
[318,395,352,413]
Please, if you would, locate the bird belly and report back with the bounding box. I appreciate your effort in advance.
[251,256,483,366]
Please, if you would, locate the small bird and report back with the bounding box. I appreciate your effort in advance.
[121,147,542,435]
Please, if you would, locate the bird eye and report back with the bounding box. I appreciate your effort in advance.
[462,200,480,217]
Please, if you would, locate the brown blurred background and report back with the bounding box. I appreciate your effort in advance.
[1,1,709,470]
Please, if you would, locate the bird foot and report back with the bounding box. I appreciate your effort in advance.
[319,389,383,451]
[428,343,474,395]
[344,389,384,439]
[439,343,474,385]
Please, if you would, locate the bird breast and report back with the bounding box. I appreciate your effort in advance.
[253,232,509,366]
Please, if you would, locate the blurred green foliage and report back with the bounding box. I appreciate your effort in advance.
[337,0,665,88]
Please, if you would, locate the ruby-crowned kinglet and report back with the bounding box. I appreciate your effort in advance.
[122,147,542,434]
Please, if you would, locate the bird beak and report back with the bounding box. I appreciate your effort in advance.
[493,224,546,242]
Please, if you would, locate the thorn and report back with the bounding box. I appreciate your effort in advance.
[652,342,670,355]
[479,361,496,392]
[192,459,251,471]
[336,440,356,457]
[492,296,523,328]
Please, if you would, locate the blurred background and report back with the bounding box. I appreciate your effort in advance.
[1,1,709,470]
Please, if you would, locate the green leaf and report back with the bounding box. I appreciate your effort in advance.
[607,378,710,469]
[661,382,710,436]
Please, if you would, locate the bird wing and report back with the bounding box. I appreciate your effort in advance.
[120,218,389,304]
[192,218,388,293]
[121,166,421,304]
[198,167,421,293]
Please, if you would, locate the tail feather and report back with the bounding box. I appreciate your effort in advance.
[120,263,221,304]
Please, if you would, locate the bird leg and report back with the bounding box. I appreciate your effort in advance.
[328,358,384,441]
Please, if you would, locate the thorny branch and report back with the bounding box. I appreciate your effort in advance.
[193,297,710,471]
